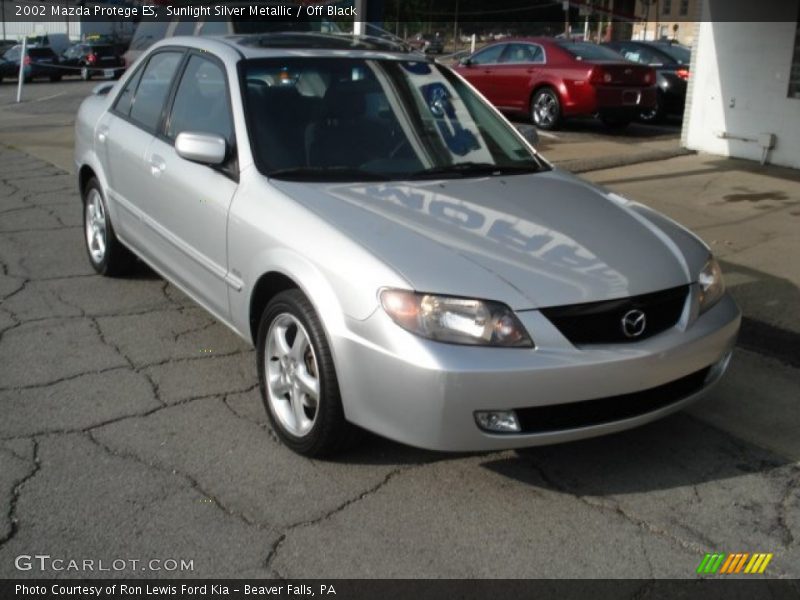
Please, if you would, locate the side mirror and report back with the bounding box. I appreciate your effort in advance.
[459,57,472,66]
[92,82,115,96]
[175,132,226,165]
[515,123,539,147]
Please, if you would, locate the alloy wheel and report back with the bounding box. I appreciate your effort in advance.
[85,189,107,264]
[533,91,558,128]
[265,313,320,437]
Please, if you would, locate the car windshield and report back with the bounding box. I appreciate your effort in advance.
[243,57,547,181]
[654,44,691,65]
[559,42,626,61]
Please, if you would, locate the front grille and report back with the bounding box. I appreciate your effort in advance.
[515,366,710,434]
[540,285,688,345]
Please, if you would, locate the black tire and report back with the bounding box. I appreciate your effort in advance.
[601,115,633,129]
[256,289,359,457]
[82,177,135,276]
[639,92,665,123]
[80,66,92,81]
[530,87,562,130]
[23,76,32,84]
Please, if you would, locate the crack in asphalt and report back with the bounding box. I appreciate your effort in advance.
[774,465,799,548]
[0,381,263,443]
[221,392,281,446]
[84,429,271,534]
[263,465,412,578]
[0,349,252,394]
[0,439,40,552]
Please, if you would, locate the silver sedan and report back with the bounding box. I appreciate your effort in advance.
[74,33,740,456]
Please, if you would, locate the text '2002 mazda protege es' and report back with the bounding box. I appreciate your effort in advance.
[75,33,740,457]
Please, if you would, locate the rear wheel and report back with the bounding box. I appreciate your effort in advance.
[530,88,562,130]
[639,92,665,123]
[82,178,135,276]
[256,289,359,457]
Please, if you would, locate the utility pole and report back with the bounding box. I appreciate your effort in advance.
[452,0,459,53]
[563,1,570,37]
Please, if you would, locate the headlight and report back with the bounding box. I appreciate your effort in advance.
[380,289,533,347]
[698,256,725,313]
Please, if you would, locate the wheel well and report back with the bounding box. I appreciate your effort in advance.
[78,165,96,198]
[249,272,298,344]
[530,83,558,106]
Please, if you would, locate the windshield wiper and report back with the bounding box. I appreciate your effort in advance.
[406,162,538,180]
[267,167,387,181]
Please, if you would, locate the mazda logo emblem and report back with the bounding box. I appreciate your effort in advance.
[621,309,647,338]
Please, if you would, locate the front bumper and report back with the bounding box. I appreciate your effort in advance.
[332,291,740,452]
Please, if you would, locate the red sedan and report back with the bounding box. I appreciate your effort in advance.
[453,38,657,130]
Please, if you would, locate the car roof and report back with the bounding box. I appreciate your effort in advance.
[153,32,424,62]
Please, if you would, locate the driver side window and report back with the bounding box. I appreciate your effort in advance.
[471,44,506,65]
[167,54,234,146]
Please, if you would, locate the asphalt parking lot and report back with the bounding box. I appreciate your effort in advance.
[0,80,798,579]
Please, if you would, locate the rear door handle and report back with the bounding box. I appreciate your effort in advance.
[97,126,109,144]
[149,155,166,177]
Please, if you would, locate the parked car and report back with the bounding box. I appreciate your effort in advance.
[408,33,445,54]
[0,45,62,83]
[75,33,739,457]
[603,41,691,122]
[453,38,657,130]
[61,43,124,80]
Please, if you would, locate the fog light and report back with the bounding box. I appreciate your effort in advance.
[705,351,733,384]
[475,410,521,433]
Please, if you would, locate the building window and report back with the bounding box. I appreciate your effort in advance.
[679,0,690,16]
[790,20,800,99]
[662,0,672,15]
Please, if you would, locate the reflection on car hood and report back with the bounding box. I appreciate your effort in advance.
[271,171,703,310]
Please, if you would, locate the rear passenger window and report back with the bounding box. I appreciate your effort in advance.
[167,55,233,144]
[129,51,183,132]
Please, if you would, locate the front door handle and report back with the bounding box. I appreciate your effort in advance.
[149,155,166,177]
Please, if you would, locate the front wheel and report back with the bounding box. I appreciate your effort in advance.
[530,88,562,130]
[83,178,135,276]
[257,290,358,457]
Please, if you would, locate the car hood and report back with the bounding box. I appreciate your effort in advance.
[271,171,706,310]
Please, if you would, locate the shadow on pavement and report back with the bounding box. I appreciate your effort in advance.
[483,412,790,495]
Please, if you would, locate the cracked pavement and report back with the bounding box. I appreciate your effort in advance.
[0,138,799,580]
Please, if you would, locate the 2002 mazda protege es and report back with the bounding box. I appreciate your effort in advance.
[74,33,740,456]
